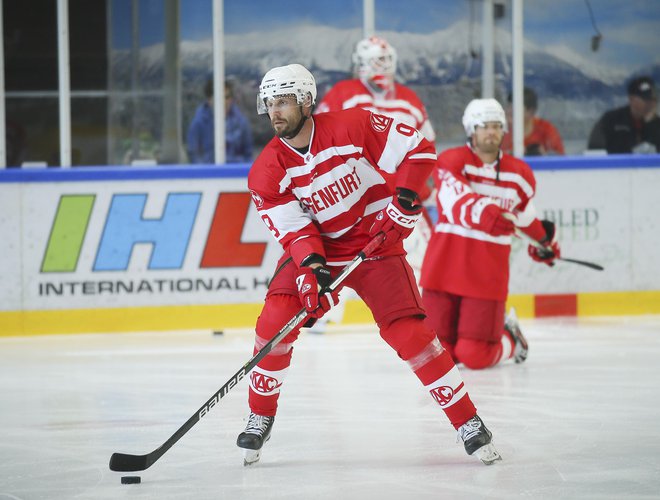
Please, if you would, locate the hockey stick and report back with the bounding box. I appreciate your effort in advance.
[109,233,386,472]
[514,227,604,271]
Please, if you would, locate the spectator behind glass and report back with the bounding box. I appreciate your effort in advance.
[501,87,564,156]
[186,79,254,163]
[588,76,660,154]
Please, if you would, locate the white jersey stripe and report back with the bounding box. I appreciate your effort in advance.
[364,196,390,216]
[263,200,313,240]
[464,164,534,197]
[409,152,437,161]
[342,95,425,123]
[377,125,424,174]
[434,222,512,245]
[284,144,365,179]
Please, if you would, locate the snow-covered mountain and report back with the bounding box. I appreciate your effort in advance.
[110,22,660,148]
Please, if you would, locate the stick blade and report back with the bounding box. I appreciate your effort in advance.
[109,452,151,472]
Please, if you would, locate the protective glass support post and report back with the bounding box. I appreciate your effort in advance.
[0,0,6,168]
[511,0,524,158]
[213,0,226,165]
[161,0,182,164]
[481,0,495,99]
[57,0,72,167]
[363,0,375,39]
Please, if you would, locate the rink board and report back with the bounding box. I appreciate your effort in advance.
[1,156,659,335]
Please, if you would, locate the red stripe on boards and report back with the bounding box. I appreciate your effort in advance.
[534,294,577,317]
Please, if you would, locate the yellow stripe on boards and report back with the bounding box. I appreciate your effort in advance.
[578,291,660,316]
[1,290,659,337]
[0,304,262,337]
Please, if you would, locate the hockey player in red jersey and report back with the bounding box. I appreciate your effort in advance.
[420,99,562,370]
[236,64,501,466]
[316,36,436,142]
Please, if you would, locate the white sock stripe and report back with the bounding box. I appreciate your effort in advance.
[425,365,469,409]
[406,338,444,371]
[248,366,289,396]
[254,335,294,356]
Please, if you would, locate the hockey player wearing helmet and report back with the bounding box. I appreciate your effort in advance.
[237,65,501,467]
[420,98,561,370]
[316,36,435,142]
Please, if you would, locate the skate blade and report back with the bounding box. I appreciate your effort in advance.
[473,443,502,465]
[243,448,262,466]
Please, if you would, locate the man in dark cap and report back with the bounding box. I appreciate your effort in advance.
[588,75,660,154]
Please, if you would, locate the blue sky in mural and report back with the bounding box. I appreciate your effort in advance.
[110,0,660,71]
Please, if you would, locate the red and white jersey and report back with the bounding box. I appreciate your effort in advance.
[316,79,436,142]
[420,144,538,300]
[248,108,435,267]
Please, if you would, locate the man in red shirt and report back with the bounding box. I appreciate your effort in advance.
[236,64,501,467]
[501,87,564,156]
[420,98,561,370]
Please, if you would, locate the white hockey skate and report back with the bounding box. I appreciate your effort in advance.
[505,307,528,363]
[457,415,502,465]
[236,413,275,466]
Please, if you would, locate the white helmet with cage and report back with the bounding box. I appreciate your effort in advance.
[352,36,397,91]
[256,64,317,115]
[462,98,508,136]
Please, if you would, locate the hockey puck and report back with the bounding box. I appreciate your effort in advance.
[121,476,141,484]
[213,330,224,336]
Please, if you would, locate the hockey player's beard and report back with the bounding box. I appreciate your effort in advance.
[474,135,501,156]
[272,108,307,140]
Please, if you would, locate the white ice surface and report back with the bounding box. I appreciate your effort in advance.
[1,316,659,499]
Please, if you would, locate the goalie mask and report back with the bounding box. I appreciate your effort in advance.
[462,98,508,136]
[352,36,397,92]
[257,64,317,115]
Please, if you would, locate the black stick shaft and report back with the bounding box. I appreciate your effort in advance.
[558,257,604,271]
[514,227,604,271]
[109,233,385,472]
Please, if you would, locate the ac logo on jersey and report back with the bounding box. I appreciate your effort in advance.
[370,112,393,133]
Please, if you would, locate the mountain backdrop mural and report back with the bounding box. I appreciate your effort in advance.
[110,20,660,155]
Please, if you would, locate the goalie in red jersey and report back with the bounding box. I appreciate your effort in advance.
[420,98,562,370]
[236,63,501,467]
[314,36,437,328]
[316,36,435,143]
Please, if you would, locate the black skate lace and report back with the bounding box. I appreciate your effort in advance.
[245,414,271,435]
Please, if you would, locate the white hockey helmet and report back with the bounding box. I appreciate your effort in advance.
[462,98,508,136]
[352,36,397,89]
[257,64,317,115]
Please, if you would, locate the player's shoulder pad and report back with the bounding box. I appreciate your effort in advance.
[393,82,423,103]
[501,152,537,183]
[437,145,467,165]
